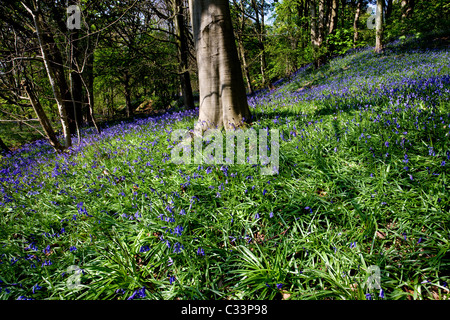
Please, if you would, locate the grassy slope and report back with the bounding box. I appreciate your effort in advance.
[0,38,449,300]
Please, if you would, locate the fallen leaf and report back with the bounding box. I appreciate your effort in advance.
[376,231,386,239]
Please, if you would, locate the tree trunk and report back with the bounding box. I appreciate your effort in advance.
[32,6,72,148]
[353,0,361,48]
[237,0,253,94]
[326,0,339,53]
[0,136,11,154]
[80,71,101,134]
[310,0,326,68]
[189,0,251,131]
[386,0,393,21]
[238,37,254,95]
[83,48,95,125]
[123,71,132,117]
[70,31,84,130]
[401,0,415,20]
[174,0,195,110]
[405,0,415,19]
[251,0,269,88]
[375,0,384,53]
[327,0,338,35]
[22,80,65,152]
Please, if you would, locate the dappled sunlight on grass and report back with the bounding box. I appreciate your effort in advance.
[1,40,449,300]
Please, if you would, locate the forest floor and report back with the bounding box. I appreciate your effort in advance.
[0,34,449,300]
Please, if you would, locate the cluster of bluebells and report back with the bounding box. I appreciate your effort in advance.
[127,287,146,300]
[0,39,449,300]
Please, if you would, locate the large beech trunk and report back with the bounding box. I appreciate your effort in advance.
[189,0,251,131]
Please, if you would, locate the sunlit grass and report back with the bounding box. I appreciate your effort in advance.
[1,40,449,300]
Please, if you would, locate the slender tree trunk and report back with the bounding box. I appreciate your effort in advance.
[386,0,393,21]
[327,0,338,35]
[260,12,269,88]
[189,0,251,131]
[401,0,415,20]
[237,34,253,95]
[69,34,81,144]
[405,0,415,19]
[251,0,269,88]
[237,0,253,94]
[0,136,11,154]
[83,50,95,125]
[32,6,72,148]
[311,0,318,48]
[353,0,361,48]
[310,0,326,68]
[123,71,132,117]
[22,80,64,152]
[174,0,195,109]
[70,31,84,130]
[80,72,100,134]
[326,0,339,53]
[375,0,384,53]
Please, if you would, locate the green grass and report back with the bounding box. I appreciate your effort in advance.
[0,42,449,300]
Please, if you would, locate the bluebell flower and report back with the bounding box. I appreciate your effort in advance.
[197,247,205,256]
[365,293,372,300]
[173,242,184,253]
[173,225,184,236]
[115,288,126,295]
[127,287,146,300]
[32,284,42,294]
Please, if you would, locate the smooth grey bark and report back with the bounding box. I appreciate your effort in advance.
[189,0,251,131]
[375,0,384,53]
